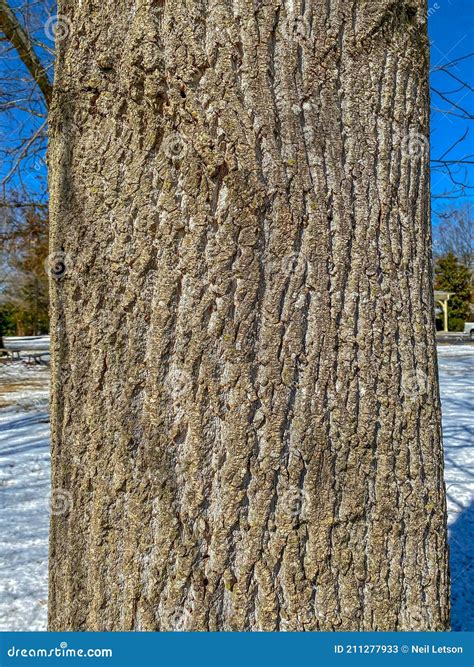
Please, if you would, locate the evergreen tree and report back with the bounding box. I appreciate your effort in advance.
[435,252,472,331]
[0,207,49,336]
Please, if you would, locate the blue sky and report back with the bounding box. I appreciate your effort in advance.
[0,1,473,217]
[429,0,474,211]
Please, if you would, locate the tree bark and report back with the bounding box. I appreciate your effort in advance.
[48,0,450,631]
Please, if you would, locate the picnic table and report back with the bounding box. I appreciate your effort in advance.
[21,350,50,365]
[0,348,21,361]
[0,347,49,365]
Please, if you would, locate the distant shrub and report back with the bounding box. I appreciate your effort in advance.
[448,317,465,332]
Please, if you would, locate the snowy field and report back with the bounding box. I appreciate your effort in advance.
[438,345,474,631]
[0,344,472,631]
[0,360,50,631]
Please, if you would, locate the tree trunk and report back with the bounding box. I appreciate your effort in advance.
[48,0,450,631]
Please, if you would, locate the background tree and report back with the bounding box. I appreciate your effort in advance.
[434,252,472,330]
[46,0,449,631]
[0,0,53,203]
[0,0,52,342]
[433,203,474,272]
[0,205,49,336]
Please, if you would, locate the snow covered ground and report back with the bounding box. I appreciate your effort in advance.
[0,344,472,631]
[437,345,474,631]
[0,361,50,631]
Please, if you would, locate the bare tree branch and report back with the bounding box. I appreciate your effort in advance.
[0,0,51,107]
[1,118,47,189]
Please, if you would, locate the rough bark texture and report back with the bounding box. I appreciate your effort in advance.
[48,0,450,631]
